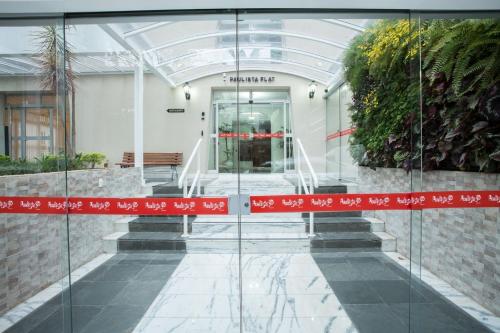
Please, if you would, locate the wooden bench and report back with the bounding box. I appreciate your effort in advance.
[116,152,183,180]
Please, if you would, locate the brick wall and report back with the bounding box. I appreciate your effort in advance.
[0,167,142,315]
[357,167,499,315]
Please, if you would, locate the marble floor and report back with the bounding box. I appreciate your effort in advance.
[133,253,356,333]
[3,252,497,333]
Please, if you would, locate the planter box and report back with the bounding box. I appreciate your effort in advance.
[0,167,142,315]
[357,167,500,315]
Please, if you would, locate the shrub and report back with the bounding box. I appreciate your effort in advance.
[80,152,106,168]
[345,19,500,172]
[0,152,107,176]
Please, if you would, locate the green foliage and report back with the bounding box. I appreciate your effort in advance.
[344,19,500,172]
[80,152,106,168]
[0,152,107,176]
[0,155,10,164]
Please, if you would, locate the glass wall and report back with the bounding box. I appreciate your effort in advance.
[409,13,500,332]
[325,83,356,180]
[64,12,240,333]
[0,17,71,333]
[0,8,498,333]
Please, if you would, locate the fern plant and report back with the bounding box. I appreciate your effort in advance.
[344,18,500,172]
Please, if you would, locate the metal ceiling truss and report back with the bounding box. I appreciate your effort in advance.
[155,46,342,68]
[144,30,348,55]
[167,57,335,78]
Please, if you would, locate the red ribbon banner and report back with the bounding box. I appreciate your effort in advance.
[0,196,228,215]
[219,132,284,139]
[0,191,498,215]
[250,191,500,213]
[326,127,356,141]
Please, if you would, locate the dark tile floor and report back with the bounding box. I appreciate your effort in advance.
[6,252,184,333]
[312,252,494,333]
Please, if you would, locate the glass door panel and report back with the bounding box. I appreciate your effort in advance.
[216,101,287,173]
[237,11,417,333]
[0,17,70,333]
[410,12,500,333]
[65,11,241,333]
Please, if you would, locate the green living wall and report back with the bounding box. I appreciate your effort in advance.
[345,19,500,172]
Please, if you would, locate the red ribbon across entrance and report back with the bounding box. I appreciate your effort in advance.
[326,127,356,141]
[0,196,228,215]
[219,132,284,139]
[250,191,500,213]
[0,191,498,215]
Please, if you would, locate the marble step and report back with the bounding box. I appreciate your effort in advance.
[295,185,348,194]
[192,221,305,234]
[152,184,190,195]
[193,215,304,222]
[303,211,362,218]
[310,232,382,251]
[186,232,310,253]
[128,216,194,232]
[204,187,296,196]
[117,232,186,251]
[306,217,372,232]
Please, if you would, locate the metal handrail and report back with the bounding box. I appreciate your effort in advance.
[178,138,202,189]
[295,138,319,237]
[178,138,202,236]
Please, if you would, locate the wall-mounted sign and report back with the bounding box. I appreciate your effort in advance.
[228,76,275,83]
[167,108,185,113]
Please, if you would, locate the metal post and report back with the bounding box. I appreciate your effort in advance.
[297,151,301,194]
[134,56,144,185]
[196,149,201,196]
[182,180,188,236]
[309,174,314,237]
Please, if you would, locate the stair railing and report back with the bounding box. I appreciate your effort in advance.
[295,138,319,237]
[178,138,202,236]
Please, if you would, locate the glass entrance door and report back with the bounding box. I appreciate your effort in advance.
[215,101,290,173]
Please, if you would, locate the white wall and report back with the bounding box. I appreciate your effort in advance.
[73,70,327,173]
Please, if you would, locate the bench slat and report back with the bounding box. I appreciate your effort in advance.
[116,152,183,167]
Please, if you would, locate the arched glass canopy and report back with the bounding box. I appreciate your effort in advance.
[0,16,373,88]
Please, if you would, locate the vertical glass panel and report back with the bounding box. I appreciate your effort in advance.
[238,11,420,333]
[66,11,239,333]
[0,17,70,333]
[410,13,500,333]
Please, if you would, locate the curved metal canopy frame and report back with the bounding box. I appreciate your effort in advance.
[155,46,342,68]
[167,57,334,79]
[143,30,348,54]
[174,66,329,86]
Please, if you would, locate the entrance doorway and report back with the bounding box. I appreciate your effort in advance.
[210,90,293,173]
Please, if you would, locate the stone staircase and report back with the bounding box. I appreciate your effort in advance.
[186,174,310,253]
[103,174,395,253]
[301,184,395,252]
[111,184,192,252]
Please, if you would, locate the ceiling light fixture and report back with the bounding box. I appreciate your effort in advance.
[183,82,191,100]
[308,81,317,99]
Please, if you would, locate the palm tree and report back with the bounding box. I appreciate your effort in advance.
[34,25,76,156]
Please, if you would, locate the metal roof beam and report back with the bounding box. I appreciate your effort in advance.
[123,22,172,38]
[156,46,342,68]
[144,30,348,55]
[99,23,175,87]
[321,19,366,32]
[167,57,335,77]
